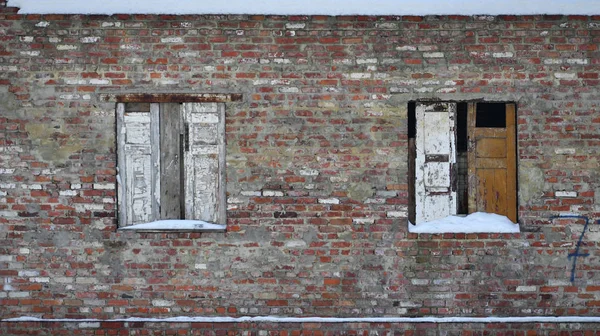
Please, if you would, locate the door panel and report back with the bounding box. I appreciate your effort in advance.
[415,102,457,224]
[468,103,517,222]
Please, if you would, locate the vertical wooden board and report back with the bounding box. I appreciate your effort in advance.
[150,103,161,221]
[493,169,507,216]
[414,102,457,224]
[125,151,153,224]
[467,103,477,215]
[408,138,416,224]
[116,103,127,226]
[505,103,517,223]
[183,102,226,224]
[159,103,181,219]
[192,154,219,222]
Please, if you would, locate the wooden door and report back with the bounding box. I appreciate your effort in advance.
[414,102,457,224]
[467,103,517,222]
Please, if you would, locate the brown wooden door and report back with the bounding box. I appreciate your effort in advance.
[467,103,517,222]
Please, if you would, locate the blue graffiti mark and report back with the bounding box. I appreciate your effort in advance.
[549,215,596,282]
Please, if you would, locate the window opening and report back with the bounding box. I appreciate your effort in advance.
[408,101,517,225]
[475,102,506,128]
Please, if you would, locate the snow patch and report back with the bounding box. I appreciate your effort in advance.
[118,220,226,232]
[7,0,600,15]
[408,212,520,233]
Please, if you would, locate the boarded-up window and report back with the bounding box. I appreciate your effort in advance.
[116,102,226,226]
[408,102,517,224]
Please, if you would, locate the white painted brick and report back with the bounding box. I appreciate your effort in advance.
[19,36,34,42]
[18,270,39,277]
[152,299,174,307]
[299,169,319,176]
[35,21,50,27]
[88,79,110,85]
[437,88,457,93]
[48,37,61,43]
[318,198,340,204]
[56,44,78,50]
[411,279,429,285]
[423,80,440,85]
[20,51,40,56]
[102,197,114,204]
[160,37,184,43]
[178,51,199,57]
[349,73,371,79]
[21,184,42,190]
[241,191,261,197]
[8,292,29,298]
[390,87,410,93]
[554,72,576,79]
[353,218,375,225]
[555,191,577,198]
[194,263,207,269]
[555,148,576,155]
[31,277,50,283]
[71,184,82,189]
[79,322,100,328]
[544,59,563,64]
[567,58,588,65]
[75,204,105,212]
[120,44,141,50]
[516,286,536,292]
[492,52,514,58]
[81,36,101,43]
[285,23,306,29]
[396,45,417,51]
[102,22,122,27]
[93,183,114,190]
[0,211,18,218]
[19,248,30,255]
[65,79,87,85]
[376,22,398,29]
[387,211,407,218]
[0,183,16,189]
[278,87,299,93]
[357,58,378,64]
[0,169,15,174]
[60,189,78,196]
[423,52,444,58]
[263,190,284,197]
[414,87,434,93]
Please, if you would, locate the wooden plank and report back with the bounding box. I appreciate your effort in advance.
[217,103,227,225]
[115,93,243,103]
[159,103,182,219]
[150,103,161,222]
[505,103,517,223]
[408,138,416,224]
[125,103,151,112]
[475,158,507,169]
[116,103,127,226]
[467,102,477,215]
[494,169,507,216]
[476,138,507,158]
[414,102,457,224]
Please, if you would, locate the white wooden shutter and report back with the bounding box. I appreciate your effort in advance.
[415,102,457,224]
[117,103,161,225]
[183,103,226,224]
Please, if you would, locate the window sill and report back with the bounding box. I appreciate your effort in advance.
[408,212,520,234]
[118,220,226,233]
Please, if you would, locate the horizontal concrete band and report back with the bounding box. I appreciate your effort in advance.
[4,316,600,323]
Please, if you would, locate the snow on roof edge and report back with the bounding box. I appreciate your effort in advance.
[7,0,600,16]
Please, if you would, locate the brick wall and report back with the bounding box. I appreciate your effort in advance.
[1,8,600,334]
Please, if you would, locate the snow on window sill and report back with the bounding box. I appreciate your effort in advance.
[408,212,520,234]
[118,220,226,233]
